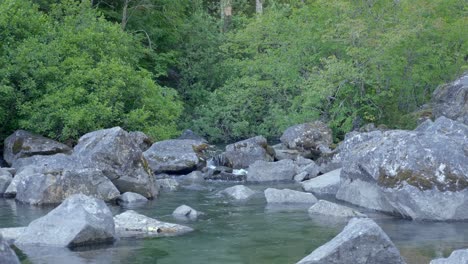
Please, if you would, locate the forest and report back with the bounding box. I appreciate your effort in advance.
[0,0,466,145]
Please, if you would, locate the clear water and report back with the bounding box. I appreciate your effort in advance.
[1,182,467,264]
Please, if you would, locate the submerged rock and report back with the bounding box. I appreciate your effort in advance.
[430,249,468,264]
[432,73,468,125]
[15,194,115,248]
[247,159,296,182]
[219,185,255,200]
[157,178,180,191]
[223,136,275,169]
[336,117,468,221]
[296,218,406,264]
[74,127,158,198]
[172,205,202,220]
[144,139,208,174]
[3,130,71,166]
[308,200,366,218]
[0,234,20,264]
[117,192,148,205]
[114,210,193,238]
[301,169,341,196]
[264,188,317,204]
[280,121,333,159]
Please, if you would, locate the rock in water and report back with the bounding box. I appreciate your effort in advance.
[114,210,193,238]
[336,117,468,221]
[0,234,20,264]
[3,130,71,166]
[143,139,208,174]
[264,188,317,204]
[296,218,406,264]
[117,192,148,205]
[12,166,120,205]
[15,194,115,248]
[430,249,468,264]
[301,169,341,196]
[74,127,158,198]
[172,205,201,220]
[223,136,275,169]
[219,185,255,200]
[308,200,366,218]
[280,121,333,159]
[432,73,468,125]
[0,169,12,196]
[247,159,296,182]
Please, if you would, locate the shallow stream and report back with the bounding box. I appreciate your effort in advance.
[1,182,467,264]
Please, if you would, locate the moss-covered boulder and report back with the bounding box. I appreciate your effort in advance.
[336,117,468,221]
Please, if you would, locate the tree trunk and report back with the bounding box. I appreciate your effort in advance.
[221,0,232,32]
[121,0,130,30]
[256,0,263,14]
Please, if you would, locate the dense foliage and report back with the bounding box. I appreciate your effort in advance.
[0,0,466,145]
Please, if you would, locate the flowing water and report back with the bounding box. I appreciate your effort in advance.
[1,182,467,264]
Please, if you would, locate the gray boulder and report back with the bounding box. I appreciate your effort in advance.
[117,192,148,205]
[336,117,468,220]
[247,159,296,182]
[219,185,255,200]
[177,171,205,184]
[272,144,301,160]
[12,165,120,205]
[178,129,207,142]
[430,249,468,264]
[143,139,208,174]
[293,172,309,182]
[74,127,158,198]
[172,205,201,220]
[0,169,12,196]
[15,194,115,248]
[301,169,341,196]
[308,200,366,218]
[223,136,275,169]
[114,210,193,238]
[264,188,317,204]
[0,234,20,264]
[157,178,180,191]
[296,218,406,264]
[296,162,320,179]
[3,130,71,166]
[129,131,153,152]
[280,121,333,159]
[432,73,468,125]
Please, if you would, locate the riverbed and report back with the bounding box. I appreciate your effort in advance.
[1,182,467,264]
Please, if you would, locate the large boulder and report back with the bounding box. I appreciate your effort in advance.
[74,127,158,198]
[129,131,153,152]
[247,159,296,182]
[15,194,115,248]
[219,185,255,200]
[222,136,275,169]
[301,169,341,196]
[0,234,20,264]
[143,139,208,174]
[430,249,468,264]
[296,218,406,264]
[264,188,317,204]
[308,200,366,218]
[114,210,193,238]
[12,165,120,205]
[280,121,333,159]
[432,73,468,125]
[0,169,12,196]
[336,117,468,220]
[3,130,71,166]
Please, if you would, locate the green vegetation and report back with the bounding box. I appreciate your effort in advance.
[0,0,466,145]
